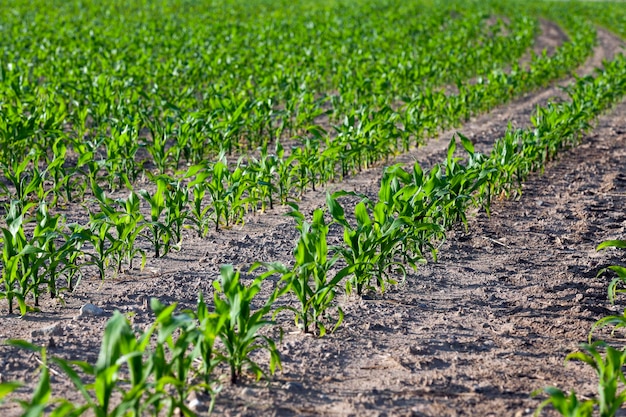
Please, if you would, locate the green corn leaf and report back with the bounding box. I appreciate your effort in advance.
[0,381,21,399]
[597,240,626,251]
[326,192,347,226]
[354,202,371,227]
[446,136,457,165]
[457,132,475,154]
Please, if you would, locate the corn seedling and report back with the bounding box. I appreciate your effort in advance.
[596,240,626,304]
[1,201,37,315]
[213,264,281,384]
[7,340,88,417]
[186,165,213,238]
[139,177,172,258]
[262,207,349,336]
[534,342,626,417]
[162,175,189,250]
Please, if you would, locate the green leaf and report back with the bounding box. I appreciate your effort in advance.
[6,339,43,353]
[0,381,21,399]
[446,135,457,165]
[457,132,474,154]
[597,240,626,251]
[354,202,371,226]
[326,193,347,225]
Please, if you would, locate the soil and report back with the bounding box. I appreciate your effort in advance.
[1,22,626,417]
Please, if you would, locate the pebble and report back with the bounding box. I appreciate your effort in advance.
[240,387,256,399]
[31,323,63,337]
[76,303,106,318]
[187,392,200,412]
[282,381,304,393]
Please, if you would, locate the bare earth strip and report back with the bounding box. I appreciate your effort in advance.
[1,22,626,417]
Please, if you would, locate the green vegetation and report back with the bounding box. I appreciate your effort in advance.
[1,0,626,414]
[8,266,282,416]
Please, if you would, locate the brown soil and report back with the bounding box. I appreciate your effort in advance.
[1,24,626,417]
[534,19,569,57]
[516,18,569,70]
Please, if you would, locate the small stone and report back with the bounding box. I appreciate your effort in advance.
[240,387,256,399]
[282,381,304,393]
[187,392,200,412]
[77,303,106,318]
[31,324,63,337]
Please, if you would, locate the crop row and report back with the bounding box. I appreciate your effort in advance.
[0,7,600,316]
[0,0,537,168]
[0,0,594,208]
[3,28,626,416]
[272,53,626,335]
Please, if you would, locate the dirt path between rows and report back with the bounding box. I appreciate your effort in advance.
[1,22,626,417]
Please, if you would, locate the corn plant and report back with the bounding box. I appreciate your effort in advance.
[0,381,21,407]
[6,340,88,417]
[534,342,626,417]
[596,240,626,304]
[273,141,297,205]
[55,312,159,417]
[149,298,205,416]
[0,199,85,314]
[327,194,384,296]
[194,291,226,399]
[223,165,251,227]
[162,175,189,250]
[0,151,49,205]
[380,164,447,261]
[83,209,118,282]
[1,201,37,315]
[59,223,86,293]
[186,165,213,238]
[587,240,626,339]
[205,161,230,232]
[6,296,231,417]
[248,146,279,212]
[205,161,250,231]
[213,264,281,384]
[290,137,322,195]
[30,202,64,304]
[141,116,175,175]
[535,238,626,417]
[58,145,92,204]
[45,140,70,208]
[328,192,416,296]
[261,207,349,336]
[89,187,148,274]
[139,178,172,258]
[103,123,143,190]
[534,387,595,417]
[9,313,177,416]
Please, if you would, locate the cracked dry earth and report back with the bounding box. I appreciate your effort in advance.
[2,22,626,417]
